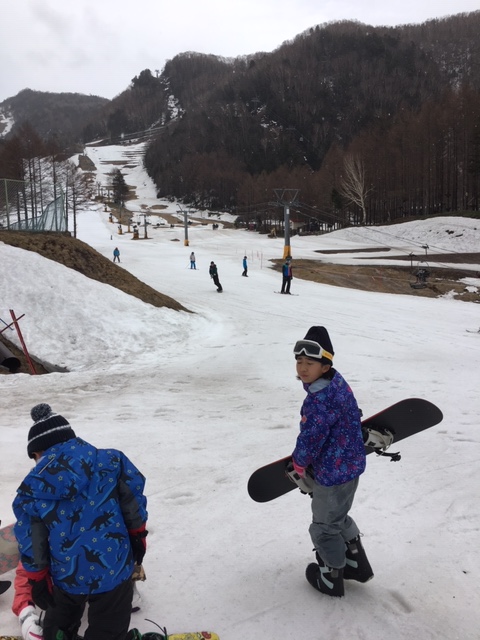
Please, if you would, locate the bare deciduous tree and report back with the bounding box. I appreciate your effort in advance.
[339,154,372,224]
[62,161,95,238]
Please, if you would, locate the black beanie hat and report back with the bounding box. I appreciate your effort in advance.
[302,326,334,362]
[27,403,76,458]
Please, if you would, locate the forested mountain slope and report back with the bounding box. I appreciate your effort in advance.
[1,12,479,225]
[143,13,480,221]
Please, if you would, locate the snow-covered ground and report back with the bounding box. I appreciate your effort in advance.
[1,142,480,639]
[0,108,14,138]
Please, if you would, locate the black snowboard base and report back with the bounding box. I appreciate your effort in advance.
[0,581,11,595]
[247,398,443,503]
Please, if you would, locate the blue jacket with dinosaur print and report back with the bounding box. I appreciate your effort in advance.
[13,437,147,595]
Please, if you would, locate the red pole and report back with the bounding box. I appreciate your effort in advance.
[9,309,37,375]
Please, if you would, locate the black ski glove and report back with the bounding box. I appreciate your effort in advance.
[29,577,55,610]
[129,528,148,565]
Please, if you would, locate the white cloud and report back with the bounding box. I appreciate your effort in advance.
[0,0,478,101]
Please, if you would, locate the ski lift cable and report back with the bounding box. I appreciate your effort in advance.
[292,200,474,259]
[234,201,274,214]
[235,199,474,264]
[269,200,430,263]
[236,199,422,259]
[293,202,434,258]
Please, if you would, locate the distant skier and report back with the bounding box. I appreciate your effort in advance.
[280,256,293,294]
[242,256,248,277]
[190,252,196,269]
[113,247,120,263]
[209,261,223,292]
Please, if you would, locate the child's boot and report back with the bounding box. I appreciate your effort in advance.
[306,553,344,597]
[343,535,374,583]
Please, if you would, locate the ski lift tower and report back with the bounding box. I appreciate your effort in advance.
[140,213,148,239]
[177,205,190,246]
[273,189,299,259]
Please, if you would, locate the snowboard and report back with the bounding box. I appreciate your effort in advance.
[1,635,220,640]
[162,634,219,640]
[248,398,443,503]
[0,581,11,595]
[0,523,19,575]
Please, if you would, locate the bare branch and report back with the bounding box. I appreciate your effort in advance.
[339,154,373,224]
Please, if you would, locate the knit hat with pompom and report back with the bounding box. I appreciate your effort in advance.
[27,403,76,458]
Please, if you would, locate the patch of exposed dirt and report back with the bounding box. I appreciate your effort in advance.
[0,334,51,375]
[0,230,189,312]
[382,251,480,265]
[317,247,391,254]
[100,160,129,166]
[77,155,96,171]
[113,207,236,230]
[272,258,480,302]
[2,230,479,374]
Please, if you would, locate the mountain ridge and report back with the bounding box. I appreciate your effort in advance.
[1,12,479,221]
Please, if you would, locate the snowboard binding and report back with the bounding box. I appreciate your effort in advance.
[362,426,401,461]
[285,461,316,495]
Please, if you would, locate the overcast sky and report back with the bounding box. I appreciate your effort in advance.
[1,0,479,103]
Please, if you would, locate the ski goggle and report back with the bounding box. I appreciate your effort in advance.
[293,340,333,361]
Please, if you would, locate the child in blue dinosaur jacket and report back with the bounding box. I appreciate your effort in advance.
[13,403,148,640]
[291,326,373,597]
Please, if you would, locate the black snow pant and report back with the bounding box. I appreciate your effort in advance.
[43,578,133,640]
[281,276,292,293]
[213,275,223,291]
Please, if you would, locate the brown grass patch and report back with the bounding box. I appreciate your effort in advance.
[0,230,190,374]
[0,230,189,312]
[272,258,480,302]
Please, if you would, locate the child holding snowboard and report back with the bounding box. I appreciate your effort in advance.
[291,326,373,597]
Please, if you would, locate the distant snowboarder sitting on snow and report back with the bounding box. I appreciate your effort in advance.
[209,261,223,292]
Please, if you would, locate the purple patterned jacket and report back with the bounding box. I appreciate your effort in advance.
[292,370,366,487]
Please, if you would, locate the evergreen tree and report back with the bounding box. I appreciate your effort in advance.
[110,169,129,204]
